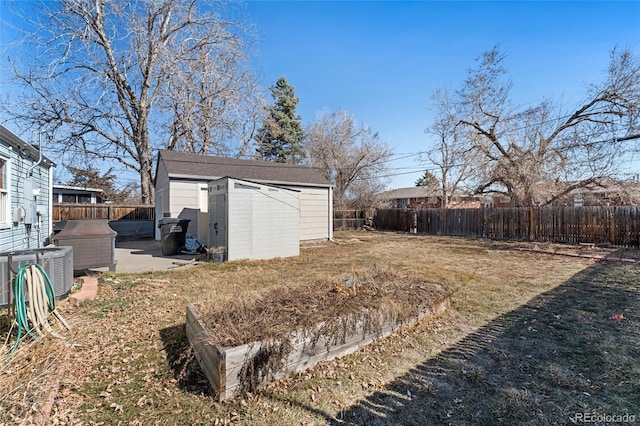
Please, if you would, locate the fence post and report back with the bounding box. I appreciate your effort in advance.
[528,207,535,241]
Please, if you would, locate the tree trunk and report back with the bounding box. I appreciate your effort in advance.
[140,157,154,205]
[136,120,154,204]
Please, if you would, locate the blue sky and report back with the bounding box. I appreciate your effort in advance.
[1,1,639,189]
[244,1,640,189]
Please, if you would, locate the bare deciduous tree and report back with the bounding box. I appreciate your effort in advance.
[438,46,640,207]
[164,42,263,158]
[425,88,478,208]
[305,110,392,209]
[3,0,258,203]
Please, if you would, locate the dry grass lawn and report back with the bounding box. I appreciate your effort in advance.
[1,231,638,425]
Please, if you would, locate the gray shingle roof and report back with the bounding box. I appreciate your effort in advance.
[157,150,331,187]
[378,185,440,199]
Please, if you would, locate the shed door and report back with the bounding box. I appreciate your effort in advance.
[209,192,226,249]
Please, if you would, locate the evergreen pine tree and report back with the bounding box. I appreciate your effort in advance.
[256,77,305,163]
[415,170,439,187]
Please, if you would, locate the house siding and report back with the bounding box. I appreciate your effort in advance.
[0,138,53,252]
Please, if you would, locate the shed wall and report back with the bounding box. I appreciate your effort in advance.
[154,160,170,239]
[157,160,206,244]
[278,185,331,241]
[167,180,200,238]
[213,178,299,261]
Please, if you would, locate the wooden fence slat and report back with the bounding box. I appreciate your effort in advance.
[53,204,155,221]
[374,206,640,248]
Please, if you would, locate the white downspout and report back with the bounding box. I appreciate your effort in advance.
[328,186,334,241]
[47,167,53,247]
[26,133,43,177]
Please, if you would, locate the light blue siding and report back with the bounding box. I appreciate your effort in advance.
[0,129,54,253]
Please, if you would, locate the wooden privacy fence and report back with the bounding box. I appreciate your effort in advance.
[375,206,640,247]
[53,204,155,221]
[53,204,156,239]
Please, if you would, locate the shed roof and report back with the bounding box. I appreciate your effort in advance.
[157,150,331,187]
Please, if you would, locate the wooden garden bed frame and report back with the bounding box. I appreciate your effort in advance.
[186,296,449,402]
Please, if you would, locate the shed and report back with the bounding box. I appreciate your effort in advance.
[209,177,299,261]
[154,150,333,246]
[0,125,55,252]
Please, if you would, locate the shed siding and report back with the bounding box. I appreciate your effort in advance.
[155,160,170,211]
[224,179,299,261]
[0,139,53,252]
[168,180,200,237]
[279,185,330,241]
[154,160,170,239]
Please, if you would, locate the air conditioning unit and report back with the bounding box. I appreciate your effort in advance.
[0,246,74,309]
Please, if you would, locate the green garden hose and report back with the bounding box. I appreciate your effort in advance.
[11,263,70,353]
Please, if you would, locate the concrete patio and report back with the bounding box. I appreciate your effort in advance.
[94,239,204,273]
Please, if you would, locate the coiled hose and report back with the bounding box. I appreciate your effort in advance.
[11,263,70,353]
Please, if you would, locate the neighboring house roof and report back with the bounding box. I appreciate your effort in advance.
[53,184,105,194]
[378,185,440,200]
[533,179,640,205]
[576,179,640,194]
[156,150,332,187]
[0,124,55,168]
[450,199,483,209]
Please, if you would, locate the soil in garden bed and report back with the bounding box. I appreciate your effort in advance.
[195,263,451,348]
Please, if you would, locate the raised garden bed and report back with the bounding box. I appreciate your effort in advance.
[186,265,451,402]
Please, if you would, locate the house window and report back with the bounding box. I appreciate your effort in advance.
[500,196,511,203]
[0,158,9,226]
[77,194,92,204]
